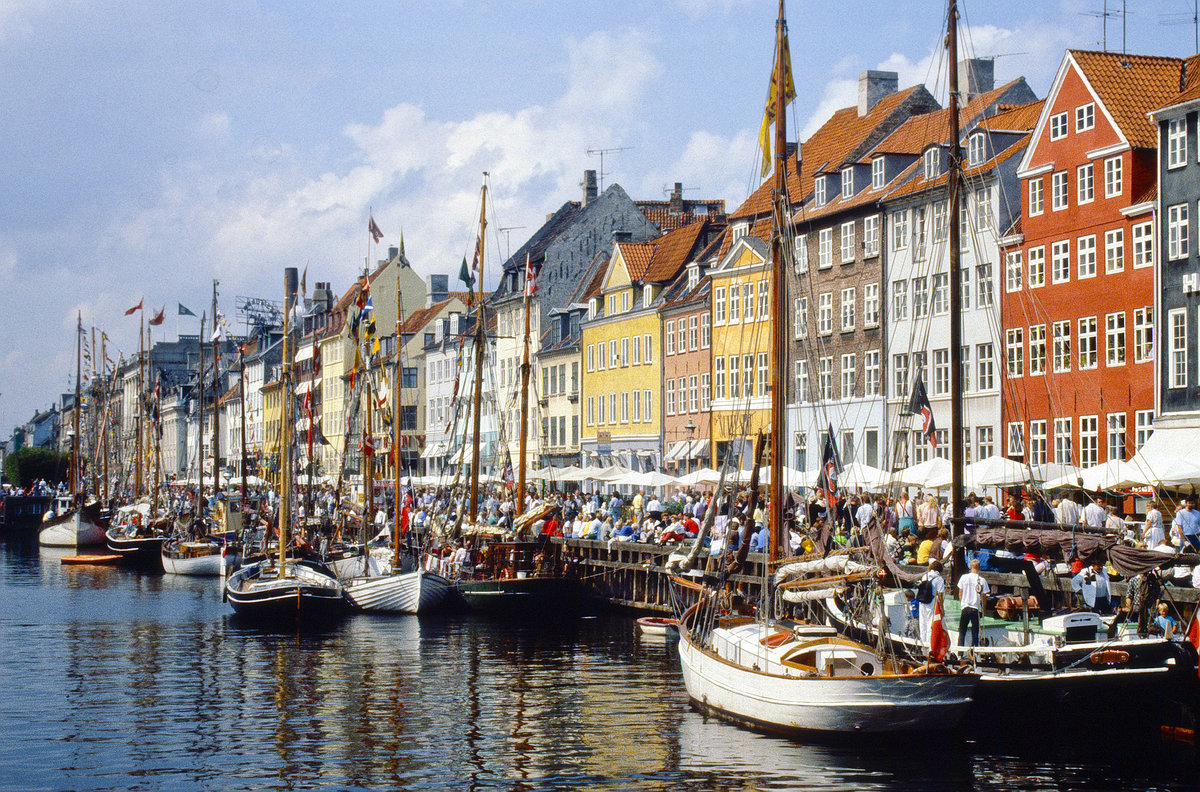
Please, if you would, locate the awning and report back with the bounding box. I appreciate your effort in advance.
[420,441,448,459]
[688,438,710,459]
[664,440,689,462]
[295,379,313,396]
[1129,424,1200,485]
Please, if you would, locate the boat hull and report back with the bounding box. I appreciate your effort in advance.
[39,510,106,548]
[343,569,452,614]
[225,561,346,622]
[677,631,976,735]
[106,531,167,566]
[456,576,587,614]
[161,541,236,576]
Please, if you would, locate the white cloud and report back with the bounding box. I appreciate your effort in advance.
[196,111,231,139]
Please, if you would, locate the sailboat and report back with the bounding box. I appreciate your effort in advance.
[225,267,345,620]
[671,0,978,736]
[341,237,452,614]
[40,315,107,548]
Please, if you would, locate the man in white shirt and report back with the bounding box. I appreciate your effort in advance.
[917,559,946,648]
[1056,496,1082,526]
[1081,499,1107,529]
[956,559,991,647]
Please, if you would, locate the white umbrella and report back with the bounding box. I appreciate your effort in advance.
[893,457,952,489]
[677,467,722,487]
[749,465,810,488]
[1044,459,1150,491]
[618,470,679,488]
[591,465,631,482]
[556,466,594,482]
[837,462,890,491]
[927,454,1029,491]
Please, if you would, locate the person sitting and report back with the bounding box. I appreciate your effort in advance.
[1153,602,1177,639]
[748,523,769,553]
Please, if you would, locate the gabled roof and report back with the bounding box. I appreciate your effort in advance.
[397,294,469,335]
[980,99,1045,132]
[614,220,713,284]
[884,133,1031,202]
[870,79,1035,156]
[1069,50,1187,149]
[636,198,727,232]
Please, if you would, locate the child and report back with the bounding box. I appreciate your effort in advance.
[1154,602,1176,639]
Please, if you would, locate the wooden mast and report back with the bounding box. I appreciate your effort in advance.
[135,310,144,498]
[768,0,789,563]
[516,253,532,518]
[197,312,205,526]
[363,367,374,546]
[90,326,98,499]
[100,331,109,504]
[211,281,221,504]
[239,345,247,517]
[72,314,82,505]
[468,176,488,524]
[279,270,295,577]
[947,0,965,526]
[393,255,404,568]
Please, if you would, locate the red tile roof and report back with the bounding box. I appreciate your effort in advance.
[398,295,468,334]
[615,220,714,284]
[884,134,1031,201]
[980,99,1045,132]
[1070,50,1187,149]
[870,79,1030,157]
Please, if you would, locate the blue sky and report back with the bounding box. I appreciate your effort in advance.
[2,0,1198,433]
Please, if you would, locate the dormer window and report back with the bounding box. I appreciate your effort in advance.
[588,297,598,319]
[871,157,885,189]
[621,291,630,312]
[814,175,827,206]
[923,148,940,180]
[967,132,986,166]
[841,167,854,199]
[732,222,749,240]
[644,283,654,305]
[686,264,699,290]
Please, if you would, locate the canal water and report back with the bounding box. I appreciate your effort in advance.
[1,538,1197,792]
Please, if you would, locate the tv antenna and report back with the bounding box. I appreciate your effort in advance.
[496,226,526,262]
[1082,0,1129,52]
[586,146,632,191]
[1160,1,1200,54]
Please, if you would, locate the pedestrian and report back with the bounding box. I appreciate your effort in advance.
[957,558,990,647]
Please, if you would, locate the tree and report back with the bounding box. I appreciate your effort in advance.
[4,447,70,489]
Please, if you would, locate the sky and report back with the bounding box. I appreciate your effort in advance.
[2,0,1199,435]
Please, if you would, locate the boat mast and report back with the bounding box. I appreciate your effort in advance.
[393,259,403,568]
[211,281,221,505]
[947,0,965,525]
[136,311,144,499]
[363,365,374,544]
[151,373,160,521]
[90,326,98,499]
[100,332,109,504]
[768,0,789,562]
[239,345,247,517]
[197,312,206,525]
[516,253,532,519]
[279,269,296,577]
[468,176,488,524]
[73,314,82,505]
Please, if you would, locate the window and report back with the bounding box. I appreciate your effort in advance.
[795,432,807,470]
[621,291,630,313]
[1030,420,1047,465]
[913,276,928,319]
[1076,102,1094,132]
[1104,229,1124,274]
[677,318,686,352]
[840,287,855,331]
[715,286,726,323]
[609,393,617,424]
[814,175,826,206]
[1053,320,1071,372]
[1077,163,1094,204]
[842,167,854,198]
[1170,308,1188,388]
[1006,251,1023,292]
[586,344,595,372]
[597,342,605,371]
[609,339,619,367]
[892,279,909,321]
[729,355,740,399]
[871,157,885,189]
[914,206,928,260]
[924,147,940,179]
[1009,422,1025,458]
[1029,324,1046,375]
[632,335,641,365]
[715,357,726,399]
[892,210,909,250]
[1028,246,1045,287]
[974,189,993,231]
[621,391,629,422]
[1104,156,1122,198]
[688,316,698,351]
[1054,417,1073,465]
[974,426,993,459]
[643,334,652,362]
[1078,316,1097,369]
[865,350,881,396]
[1136,410,1154,450]
[700,314,710,348]
[794,297,808,339]
[1052,171,1068,210]
[1077,235,1096,278]
[729,283,740,322]
[794,359,808,402]
[1106,312,1126,366]
[893,354,909,403]
[932,273,949,315]
[858,215,878,258]
[1134,307,1154,363]
[744,354,754,397]
[1080,416,1098,467]
[794,234,808,273]
[700,373,710,411]
[586,396,595,425]
[819,357,833,401]
[818,292,833,335]
[1050,111,1068,140]
[977,343,994,390]
[643,390,651,423]
[1169,118,1188,168]
[933,348,950,395]
[968,132,985,166]
[864,283,879,327]
[633,389,641,422]
[841,353,856,399]
[757,280,768,319]
[1052,240,1070,283]
[620,337,629,367]
[843,431,856,464]
[742,282,754,322]
[757,353,768,398]
[840,222,856,263]
[1133,222,1154,268]
[913,351,928,391]
[1107,413,1127,461]
[1029,178,1044,216]
[975,264,993,307]
[818,228,833,268]
[399,405,418,430]
[1168,204,1189,260]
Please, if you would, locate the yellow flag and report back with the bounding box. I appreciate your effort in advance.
[759,30,796,178]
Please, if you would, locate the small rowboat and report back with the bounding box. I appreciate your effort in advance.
[637,616,679,638]
[61,554,123,566]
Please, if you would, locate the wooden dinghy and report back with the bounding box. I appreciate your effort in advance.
[61,554,123,565]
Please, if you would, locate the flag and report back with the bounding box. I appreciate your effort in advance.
[459,256,474,290]
[758,28,796,178]
[524,252,537,297]
[929,596,950,663]
[125,299,143,315]
[369,216,383,243]
[817,424,842,514]
[211,325,222,342]
[1186,608,1200,679]
[361,433,375,457]
[908,377,937,449]
[149,307,165,326]
[300,264,307,300]
[178,303,196,317]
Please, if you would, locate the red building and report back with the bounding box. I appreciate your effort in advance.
[1001,51,1182,468]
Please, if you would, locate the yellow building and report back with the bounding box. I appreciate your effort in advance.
[579,222,715,471]
[261,375,284,485]
[708,233,774,467]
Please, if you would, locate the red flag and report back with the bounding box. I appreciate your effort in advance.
[361,434,375,456]
[125,299,143,315]
[929,596,950,663]
[369,216,383,243]
[148,307,165,326]
[1186,608,1200,679]
[524,252,537,297]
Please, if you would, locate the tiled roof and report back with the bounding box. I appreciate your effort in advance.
[398,295,466,334]
[980,99,1045,132]
[636,199,727,232]
[883,133,1030,201]
[615,220,714,284]
[1070,50,1187,149]
[870,79,1031,157]
[577,251,612,302]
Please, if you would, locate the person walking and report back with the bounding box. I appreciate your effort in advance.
[957,558,990,647]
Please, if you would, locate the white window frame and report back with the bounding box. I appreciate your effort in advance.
[840,353,856,400]
[1104,156,1122,198]
[892,210,909,250]
[1134,306,1154,363]
[1051,240,1070,284]
[840,287,856,332]
[1077,163,1094,205]
[967,132,985,166]
[1005,251,1023,293]
[1052,171,1068,211]
[1028,178,1044,216]
[1077,234,1096,279]
[814,175,827,206]
[1078,316,1097,370]
[1170,308,1188,388]
[841,167,854,198]
[818,228,833,269]
[1169,117,1188,169]
[1028,246,1045,287]
[1075,102,1095,132]
[871,157,885,189]
[1050,111,1068,140]
[1168,203,1189,261]
[1106,311,1126,367]
[818,292,833,336]
[863,282,880,328]
[923,147,939,179]
[1132,222,1154,268]
[864,350,881,396]
[840,221,856,263]
[1107,412,1127,461]
[863,215,880,257]
[1104,229,1124,274]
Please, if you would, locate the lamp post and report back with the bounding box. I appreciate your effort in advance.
[684,417,696,475]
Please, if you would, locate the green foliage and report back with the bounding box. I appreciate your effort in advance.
[4,446,69,489]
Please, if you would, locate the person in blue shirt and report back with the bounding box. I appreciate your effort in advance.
[1172,498,1200,551]
[748,524,769,552]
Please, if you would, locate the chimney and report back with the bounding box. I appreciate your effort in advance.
[388,245,399,260]
[612,230,632,244]
[427,273,448,307]
[669,182,684,215]
[858,70,899,116]
[957,58,994,101]
[583,170,598,206]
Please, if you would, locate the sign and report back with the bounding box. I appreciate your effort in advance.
[1184,273,1200,295]
[597,431,611,455]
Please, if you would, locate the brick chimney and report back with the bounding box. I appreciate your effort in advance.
[583,170,598,206]
[669,182,684,215]
[958,58,995,101]
[858,70,899,116]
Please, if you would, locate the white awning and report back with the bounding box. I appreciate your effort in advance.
[688,438,710,458]
[664,440,689,462]
[295,379,313,396]
[421,441,448,459]
[295,344,314,363]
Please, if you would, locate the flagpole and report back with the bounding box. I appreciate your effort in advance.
[468,175,488,526]
[136,305,144,499]
[516,253,532,519]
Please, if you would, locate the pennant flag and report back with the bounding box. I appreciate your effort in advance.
[758,27,796,178]
[908,377,937,449]
[125,299,143,316]
[149,307,165,326]
[524,252,537,297]
[459,256,474,290]
[211,324,222,342]
[178,303,197,317]
[369,216,383,243]
[300,264,308,300]
[817,424,842,515]
[929,596,950,663]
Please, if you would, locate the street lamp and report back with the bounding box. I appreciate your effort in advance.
[684,417,696,474]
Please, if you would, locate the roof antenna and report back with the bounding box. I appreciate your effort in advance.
[586,146,633,192]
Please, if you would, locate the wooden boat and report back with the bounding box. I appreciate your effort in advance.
[61,553,122,565]
[637,616,679,637]
[105,503,169,566]
[161,534,236,576]
[226,558,346,621]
